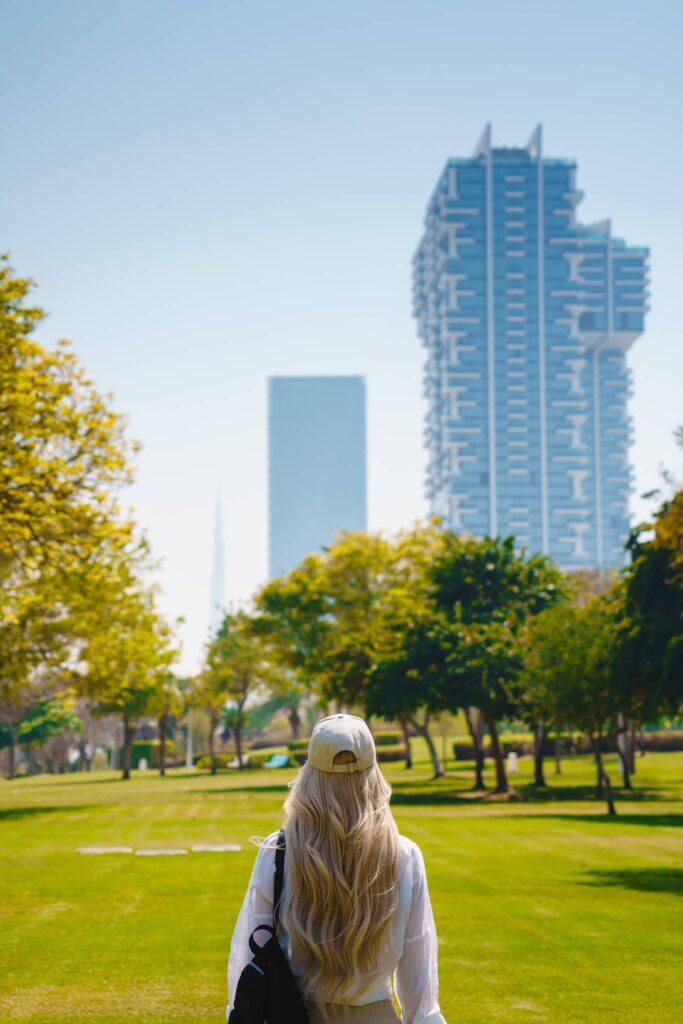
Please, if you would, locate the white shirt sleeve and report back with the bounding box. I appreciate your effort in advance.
[226,837,277,1020]
[393,842,446,1024]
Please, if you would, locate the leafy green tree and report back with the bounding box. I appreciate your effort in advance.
[367,617,448,777]
[617,489,683,726]
[78,578,176,780]
[200,611,265,773]
[528,595,621,811]
[151,673,184,776]
[428,534,563,793]
[442,615,524,792]
[521,603,585,787]
[0,693,81,772]
[253,556,329,739]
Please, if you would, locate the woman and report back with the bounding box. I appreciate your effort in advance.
[227,713,446,1024]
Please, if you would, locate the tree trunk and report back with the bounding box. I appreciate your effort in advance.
[122,716,135,781]
[615,713,632,790]
[408,713,443,778]
[600,761,617,816]
[398,712,413,769]
[591,733,614,805]
[78,738,91,773]
[208,711,218,775]
[7,725,18,780]
[628,723,637,775]
[485,715,508,794]
[533,723,546,787]
[554,732,562,774]
[234,712,244,769]
[288,704,301,741]
[465,707,486,790]
[158,712,168,776]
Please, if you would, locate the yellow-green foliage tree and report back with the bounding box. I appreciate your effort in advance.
[0,258,144,776]
[78,574,176,779]
[0,257,176,778]
[199,611,266,773]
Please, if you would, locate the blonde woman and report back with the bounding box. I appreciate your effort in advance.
[227,714,446,1024]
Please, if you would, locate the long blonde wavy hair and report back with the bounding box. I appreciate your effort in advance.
[276,751,400,1005]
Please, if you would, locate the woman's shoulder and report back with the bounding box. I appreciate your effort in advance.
[248,831,281,872]
[397,832,424,857]
[397,832,427,874]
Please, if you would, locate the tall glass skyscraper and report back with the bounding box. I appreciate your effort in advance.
[413,125,649,569]
[268,376,367,578]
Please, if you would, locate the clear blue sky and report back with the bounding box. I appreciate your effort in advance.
[2,0,681,672]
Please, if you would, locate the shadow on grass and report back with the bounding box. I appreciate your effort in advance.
[196,784,291,796]
[582,867,683,895]
[500,812,683,828]
[19,775,127,788]
[386,778,669,807]
[514,784,666,804]
[0,804,92,822]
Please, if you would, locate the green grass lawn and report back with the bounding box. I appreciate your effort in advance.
[1,750,681,1023]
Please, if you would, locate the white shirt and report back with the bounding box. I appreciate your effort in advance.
[227,831,446,1024]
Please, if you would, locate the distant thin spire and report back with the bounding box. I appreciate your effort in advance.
[209,493,225,636]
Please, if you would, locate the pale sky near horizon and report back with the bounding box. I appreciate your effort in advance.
[2,0,681,672]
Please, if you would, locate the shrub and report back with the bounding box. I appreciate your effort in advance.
[376,744,406,762]
[292,745,406,766]
[287,739,309,753]
[374,731,402,747]
[195,754,233,770]
[122,740,175,770]
[246,753,293,769]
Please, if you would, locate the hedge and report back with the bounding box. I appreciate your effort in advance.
[291,744,405,767]
[196,752,295,771]
[121,740,175,769]
[288,730,402,752]
[287,739,309,753]
[375,731,402,747]
[195,754,235,770]
[453,730,683,760]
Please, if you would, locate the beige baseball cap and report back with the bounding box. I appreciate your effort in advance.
[307,714,376,773]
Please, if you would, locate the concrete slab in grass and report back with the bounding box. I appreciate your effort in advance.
[77,846,133,855]
[135,848,188,856]
[191,844,242,853]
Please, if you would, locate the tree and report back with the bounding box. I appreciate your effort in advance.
[428,534,562,793]
[367,617,448,778]
[0,257,136,577]
[253,556,329,740]
[0,693,81,774]
[78,578,176,780]
[200,611,265,773]
[530,595,622,812]
[0,257,147,777]
[521,604,584,787]
[616,489,683,729]
[151,673,184,776]
[442,616,524,793]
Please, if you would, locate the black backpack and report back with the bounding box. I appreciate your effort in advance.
[228,830,310,1024]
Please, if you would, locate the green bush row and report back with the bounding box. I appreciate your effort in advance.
[122,740,175,769]
[374,731,403,747]
[449,731,683,760]
[195,752,295,771]
[287,730,403,753]
[290,743,406,767]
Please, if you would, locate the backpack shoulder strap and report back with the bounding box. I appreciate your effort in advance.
[273,828,285,932]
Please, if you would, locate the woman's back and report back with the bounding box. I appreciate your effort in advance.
[227,715,446,1024]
